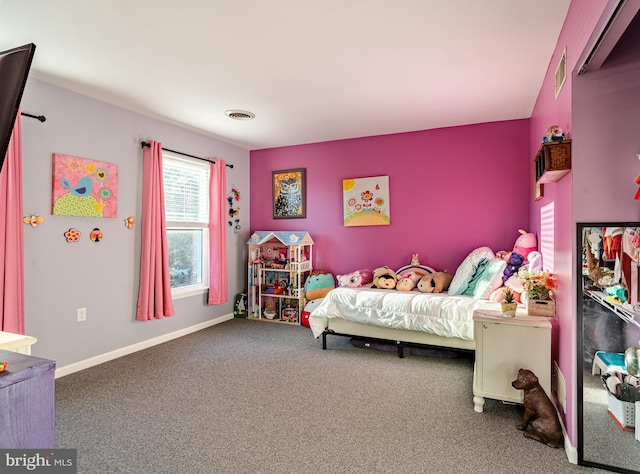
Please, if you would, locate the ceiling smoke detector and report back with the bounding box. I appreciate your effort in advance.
[225,109,255,120]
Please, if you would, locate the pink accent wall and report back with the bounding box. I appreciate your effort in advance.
[529,1,611,446]
[251,119,530,276]
[249,0,617,454]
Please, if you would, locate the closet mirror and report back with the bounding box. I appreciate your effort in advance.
[577,222,640,473]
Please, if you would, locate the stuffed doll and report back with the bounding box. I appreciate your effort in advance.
[417,272,453,293]
[336,269,373,288]
[513,229,537,263]
[304,270,335,300]
[372,266,400,289]
[396,272,421,291]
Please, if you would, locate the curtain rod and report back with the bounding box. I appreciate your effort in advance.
[21,112,46,122]
[140,141,233,168]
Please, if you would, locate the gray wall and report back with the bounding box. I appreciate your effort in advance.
[19,79,250,369]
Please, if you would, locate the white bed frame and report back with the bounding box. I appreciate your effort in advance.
[321,317,475,358]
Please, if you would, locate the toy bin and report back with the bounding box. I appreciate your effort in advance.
[636,402,640,442]
[607,391,636,432]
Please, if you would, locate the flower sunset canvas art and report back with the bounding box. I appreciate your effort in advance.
[343,176,390,227]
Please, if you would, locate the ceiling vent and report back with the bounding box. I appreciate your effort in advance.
[555,49,567,99]
[225,109,255,120]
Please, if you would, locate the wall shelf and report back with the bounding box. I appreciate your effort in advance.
[585,289,640,329]
[535,140,571,184]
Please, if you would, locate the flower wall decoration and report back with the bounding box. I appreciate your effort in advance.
[64,228,81,243]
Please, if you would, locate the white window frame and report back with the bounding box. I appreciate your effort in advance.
[163,152,210,299]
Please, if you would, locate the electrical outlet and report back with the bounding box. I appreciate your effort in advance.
[77,307,86,322]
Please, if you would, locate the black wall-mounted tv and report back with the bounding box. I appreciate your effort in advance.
[0,43,36,173]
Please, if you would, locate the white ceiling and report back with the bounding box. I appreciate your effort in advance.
[0,0,572,151]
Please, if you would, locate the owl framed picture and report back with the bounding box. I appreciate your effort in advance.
[272,168,306,219]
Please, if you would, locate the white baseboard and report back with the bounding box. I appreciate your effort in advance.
[551,390,577,464]
[556,400,578,464]
[564,433,578,464]
[55,314,234,378]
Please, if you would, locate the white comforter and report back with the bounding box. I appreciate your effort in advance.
[309,287,501,340]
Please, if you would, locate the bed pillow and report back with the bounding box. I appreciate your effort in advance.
[471,258,507,299]
[448,246,496,296]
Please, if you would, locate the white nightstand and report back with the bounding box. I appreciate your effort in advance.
[0,331,37,355]
[472,309,552,413]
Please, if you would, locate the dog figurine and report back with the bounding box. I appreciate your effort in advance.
[511,368,562,448]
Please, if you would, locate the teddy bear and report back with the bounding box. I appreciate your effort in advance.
[501,252,525,283]
[417,272,453,293]
[336,269,373,288]
[396,272,421,291]
[371,266,400,289]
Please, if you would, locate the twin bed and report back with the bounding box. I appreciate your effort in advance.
[309,286,504,356]
[308,255,507,357]
[309,254,505,357]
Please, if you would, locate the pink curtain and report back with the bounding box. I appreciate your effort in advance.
[208,159,228,304]
[136,140,175,321]
[0,112,25,333]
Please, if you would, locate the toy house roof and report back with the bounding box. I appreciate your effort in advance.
[247,231,314,246]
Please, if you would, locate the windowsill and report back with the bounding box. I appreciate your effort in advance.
[172,286,208,300]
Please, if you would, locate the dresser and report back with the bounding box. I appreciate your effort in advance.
[0,349,55,448]
[472,309,552,413]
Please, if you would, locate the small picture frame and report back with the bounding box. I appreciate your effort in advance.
[272,168,306,219]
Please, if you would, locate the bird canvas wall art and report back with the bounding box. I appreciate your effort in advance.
[51,153,118,217]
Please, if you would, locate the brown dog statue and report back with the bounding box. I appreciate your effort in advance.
[511,368,562,448]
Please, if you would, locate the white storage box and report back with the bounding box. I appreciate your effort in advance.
[607,391,636,431]
[636,402,640,442]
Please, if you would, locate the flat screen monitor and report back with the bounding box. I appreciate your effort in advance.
[0,43,36,173]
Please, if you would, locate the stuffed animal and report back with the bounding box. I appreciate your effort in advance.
[496,230,538,280]
[524,251,543,273]
[396,272,421,291]
[502,252,525,283]
[513,229,537,262]
[372,266,400,289]
[300,298,324,328]
[336,269,373,288]
[417,272,453,293]
[304,270,335,300]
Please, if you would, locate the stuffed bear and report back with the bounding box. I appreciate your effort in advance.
[372,266,400,289]
[502,252,525,283]
[336,269,373,288]
[304,270,335,300]
[396,272,421,291]
[417,272,453,293]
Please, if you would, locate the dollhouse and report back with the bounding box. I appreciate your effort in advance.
[247,231,314,324]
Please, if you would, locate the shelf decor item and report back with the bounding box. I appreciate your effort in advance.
[501,287,517,318]
[519,269,557,317]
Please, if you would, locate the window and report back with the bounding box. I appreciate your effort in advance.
[163,153,210,297]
